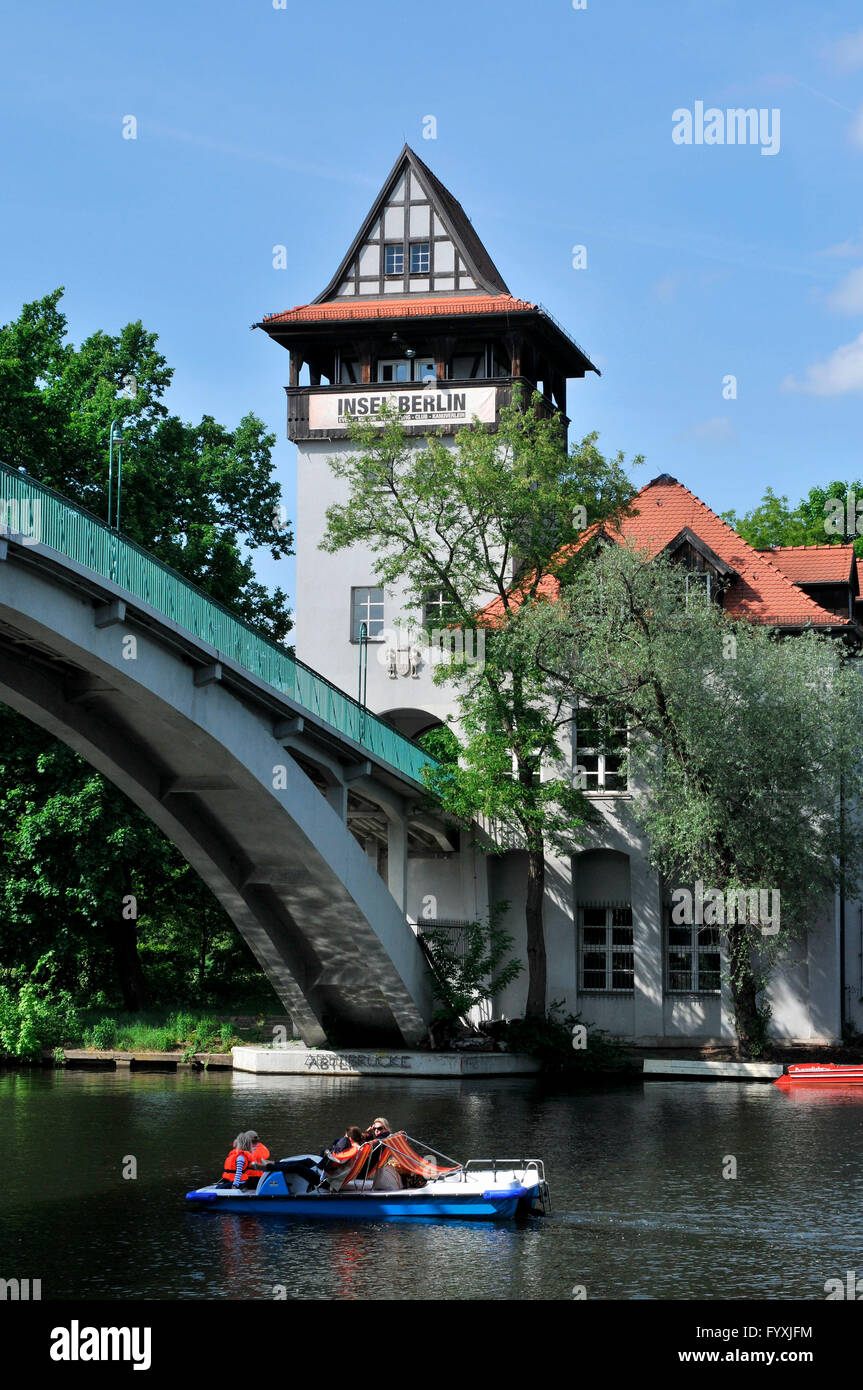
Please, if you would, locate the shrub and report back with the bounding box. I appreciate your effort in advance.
[0,978,81,1059]
[505,1003,630,1074]
[170,1011,196,1041]
[192,1017,220,1051]
[419,904,521,1039]
[92,1017,117,1051]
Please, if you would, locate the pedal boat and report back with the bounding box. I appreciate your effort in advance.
[774,1062,863,1087]
[186,1155,550,1222]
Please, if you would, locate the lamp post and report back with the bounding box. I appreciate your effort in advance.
[107,419,124,530]
[358,621,368,708]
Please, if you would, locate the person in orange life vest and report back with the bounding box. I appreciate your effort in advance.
[326,1125,363,1161]
[217,1134,253,1188]
[240,1130,271,1188]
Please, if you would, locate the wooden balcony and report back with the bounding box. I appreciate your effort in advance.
[285,377,565,443]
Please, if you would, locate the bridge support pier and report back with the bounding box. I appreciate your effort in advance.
[386,814,408,912]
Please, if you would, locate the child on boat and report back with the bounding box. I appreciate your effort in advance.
[217,1134,253,1188]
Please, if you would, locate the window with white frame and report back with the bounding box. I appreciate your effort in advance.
[410,242,430,274]
[384,244,404,275]
[579,905,634,992]
[574,706,628,791]
[665,917,721,993]
[684,570,712,607]
[351,587,384,641]
[422,587,459,629]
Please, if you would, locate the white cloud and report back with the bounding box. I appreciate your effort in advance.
[782,333,863,395]
[820,232,863,258]
[826,266,863,314]
[823,29,863,71]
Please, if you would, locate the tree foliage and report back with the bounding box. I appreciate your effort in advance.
[521,542,863,1054]
[0,291,290,1012]
[723,481,863,556]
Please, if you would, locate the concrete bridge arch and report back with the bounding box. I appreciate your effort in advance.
[0,496,436,1045]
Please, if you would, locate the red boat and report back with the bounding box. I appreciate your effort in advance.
[774,1063,863,1087]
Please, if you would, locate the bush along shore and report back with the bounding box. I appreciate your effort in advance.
[0,996,293,1066]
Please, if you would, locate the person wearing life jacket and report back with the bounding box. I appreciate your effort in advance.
[240,1131,271,1188]
[218,1134,253,1188]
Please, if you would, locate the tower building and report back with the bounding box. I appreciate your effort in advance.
[256,145,597,735]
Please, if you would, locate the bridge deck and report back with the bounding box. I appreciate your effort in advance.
[0,460,436,788]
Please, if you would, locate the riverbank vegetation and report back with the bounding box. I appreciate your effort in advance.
[0,290,289,1019]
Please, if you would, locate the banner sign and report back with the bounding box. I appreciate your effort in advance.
[308,385,497,429]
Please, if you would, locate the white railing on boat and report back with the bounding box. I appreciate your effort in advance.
[463,1159,546,1183]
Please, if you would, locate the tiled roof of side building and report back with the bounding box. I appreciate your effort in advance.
[756,544,857,585]
[260,294,538,325]
[482,475,849,629]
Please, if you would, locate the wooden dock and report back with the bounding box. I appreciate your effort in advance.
[47,1050,234,1070]
[643,1058,783,1081]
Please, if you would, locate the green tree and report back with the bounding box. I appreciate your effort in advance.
[0,290,291,1009]
[723,481,863,556]
[321,393,636,1018]
[0,288,292,634]
[525,543,863,1055]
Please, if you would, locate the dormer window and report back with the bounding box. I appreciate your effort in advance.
[410,243,430,275]
[664,527,736,607]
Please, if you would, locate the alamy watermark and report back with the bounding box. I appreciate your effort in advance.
[0,498,41,546]
[824,490,863,538]
[671,880,780,935]
[672,102,780,157]
[378,624,485,678]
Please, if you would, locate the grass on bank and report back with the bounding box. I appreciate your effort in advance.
[0,984,293,1060]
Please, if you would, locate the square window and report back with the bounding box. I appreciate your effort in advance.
[384,245,404,275]
[422,587,459,629]
[410,242,430,274]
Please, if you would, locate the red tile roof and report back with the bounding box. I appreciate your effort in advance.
[261,294,538,325]
[756,544,856,585]
[483,475,851,629]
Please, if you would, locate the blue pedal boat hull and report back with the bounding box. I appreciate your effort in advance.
[185,1167,541,1221]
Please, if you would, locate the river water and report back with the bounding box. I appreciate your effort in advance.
[2,1068,861,1302]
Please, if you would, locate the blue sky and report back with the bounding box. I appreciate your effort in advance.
[2,0,862,609]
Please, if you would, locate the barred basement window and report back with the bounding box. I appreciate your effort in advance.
[666,919,721,994]
[418,919,474,962]
[579,905,634,992]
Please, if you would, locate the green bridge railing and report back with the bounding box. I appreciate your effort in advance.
[0,461,437,788]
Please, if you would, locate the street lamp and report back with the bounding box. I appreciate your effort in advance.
[107,419,124,530]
